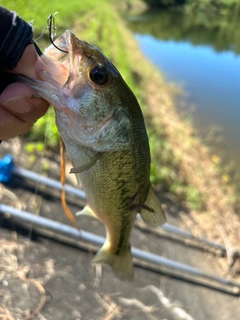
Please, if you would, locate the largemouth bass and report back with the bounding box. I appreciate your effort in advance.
[19,30,166,280]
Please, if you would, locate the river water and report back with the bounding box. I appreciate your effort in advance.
[126,8,240,169]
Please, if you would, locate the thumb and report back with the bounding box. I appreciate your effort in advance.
[0,83,49,119]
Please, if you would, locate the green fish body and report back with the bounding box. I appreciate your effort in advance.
[18,31,166,280]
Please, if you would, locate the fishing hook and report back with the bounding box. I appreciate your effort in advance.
[47,13,68,54]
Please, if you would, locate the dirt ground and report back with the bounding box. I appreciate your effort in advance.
[1,138,240,320]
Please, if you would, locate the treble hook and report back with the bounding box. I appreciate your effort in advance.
[47,13,68,54]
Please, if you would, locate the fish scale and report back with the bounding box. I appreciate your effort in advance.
[17,30,166,280]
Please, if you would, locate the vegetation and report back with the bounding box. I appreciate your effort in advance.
[126,7,240,55]
[140,0,240,15]
[185,0,240,15]
[140,0,184,7]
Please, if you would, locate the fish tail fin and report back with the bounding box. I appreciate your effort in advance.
[92,244,133,281]
[140,184,166,225]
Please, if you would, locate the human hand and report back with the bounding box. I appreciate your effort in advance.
[0,44,49,140]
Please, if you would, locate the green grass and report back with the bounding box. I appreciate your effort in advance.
[3,0,99,32]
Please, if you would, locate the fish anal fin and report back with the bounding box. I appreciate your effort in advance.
[92,244,133,281]
[140,185,166,226]
[76,205,97,218]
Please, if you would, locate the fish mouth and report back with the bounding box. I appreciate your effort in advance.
[39,30,76,89]
[39,31,83,92]
[35,32,83,114]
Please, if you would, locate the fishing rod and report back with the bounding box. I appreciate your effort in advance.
[0,203,239,295]
[1,155,239,294]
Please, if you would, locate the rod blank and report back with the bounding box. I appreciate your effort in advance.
[12,166,86,200]
[0,203,239,295]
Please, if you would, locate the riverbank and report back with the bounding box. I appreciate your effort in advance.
[3,0,240,274]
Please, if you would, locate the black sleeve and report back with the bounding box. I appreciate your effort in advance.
[0,7,43,91]
[0,6,34,70]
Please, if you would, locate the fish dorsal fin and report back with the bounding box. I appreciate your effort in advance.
[76,205,97,218]
[140,185,166,226]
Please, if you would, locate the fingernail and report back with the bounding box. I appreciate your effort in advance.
[2,96,33,114]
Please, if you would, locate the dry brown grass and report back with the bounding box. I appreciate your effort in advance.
[146,64,240,276]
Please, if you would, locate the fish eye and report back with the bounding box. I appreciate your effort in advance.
[89,65,109,85]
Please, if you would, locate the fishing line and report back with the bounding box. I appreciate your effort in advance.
[60,138,80,230]
[35,14,77,230]
[26,111,50,241]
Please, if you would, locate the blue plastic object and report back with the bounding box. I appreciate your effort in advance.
[0,154,14,182]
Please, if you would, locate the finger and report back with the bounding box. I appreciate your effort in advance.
[7,44,50,80]
[35,55,50,79]
[3,94,49,122]
[0,106,34,140]
[0,83,49,122]
[6,44,39,79]
[0,83,49,139]
[0,82,36,102]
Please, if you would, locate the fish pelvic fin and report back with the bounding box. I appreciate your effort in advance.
[76,205,97,218]
[70,152,103,174]
[140,185,166,226]
[92,244,133,281]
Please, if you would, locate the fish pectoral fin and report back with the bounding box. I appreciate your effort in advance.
[76,205,97,218]
[70,152,102,173]
[140,185,166,226]
[92,244,133,281]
